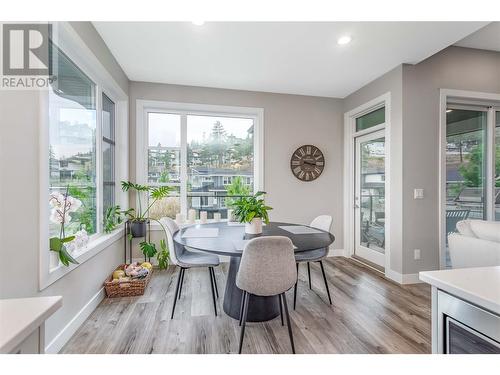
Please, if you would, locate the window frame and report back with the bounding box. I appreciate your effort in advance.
[439,89,500,269]
[39,22,129,290]
[136,100,264,221]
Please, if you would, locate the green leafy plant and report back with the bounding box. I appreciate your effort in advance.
[232,191,272,224]
[121,181,172,221]
[225,176,251,207]
[139,241,157,259]
[104,205,134,233]
[157,239,170,270]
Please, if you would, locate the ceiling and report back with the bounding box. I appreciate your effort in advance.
[454,22,500,52]
[94,22,488,98]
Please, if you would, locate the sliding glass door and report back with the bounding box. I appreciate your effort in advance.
[444,105,500,267]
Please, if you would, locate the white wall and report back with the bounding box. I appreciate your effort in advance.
[129,82,345,258]
[0,22,129,352]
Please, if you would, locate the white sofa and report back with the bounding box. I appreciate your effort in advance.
[448,220,500,268]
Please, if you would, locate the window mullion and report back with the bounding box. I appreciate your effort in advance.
[486,107,495,221]
[180,114,188,217]
[96,87,103,233]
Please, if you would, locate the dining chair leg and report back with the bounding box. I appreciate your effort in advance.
[208,267,218,316]
[279,294,284,326]
[307,262,312,289]
[293,263,299,310]
[238,292,250,354]
[281,292,295,354]
[210,267,219,299]
[319,260,332,305]
[171,267,183,319]
[178,267,186,300]
[239,291,246,326]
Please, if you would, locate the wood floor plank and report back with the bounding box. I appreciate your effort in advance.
[61,258,431,354]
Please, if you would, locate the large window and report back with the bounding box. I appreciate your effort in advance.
[49,45,97,238]
[102,93,116,218]
[142,104,261,220]
[47,42,121,262]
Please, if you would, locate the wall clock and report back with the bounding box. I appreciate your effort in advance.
[290,145,325,181]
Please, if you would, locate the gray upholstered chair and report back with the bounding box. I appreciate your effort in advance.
[293,215,333,309]
[160,217,220,318]
[236,236,297,354]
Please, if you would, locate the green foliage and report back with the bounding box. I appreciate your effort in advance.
[157,239,170,270]
[67,185,95,234]
[49,236,78,266]
[121,181,172,221]
[225,176,251,207]
[139,241,157,259]
[459,144,484,187]
[104,205,129,233]
[232,191,272,224]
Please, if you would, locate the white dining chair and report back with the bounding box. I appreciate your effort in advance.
[293,215,333,309]
[160,217,220,318]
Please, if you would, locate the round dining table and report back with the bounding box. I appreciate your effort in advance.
[173,221,335,322]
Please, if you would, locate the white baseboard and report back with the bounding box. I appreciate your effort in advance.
[385,269,422,284]
[45,287,105,353]
[327,248,346,257]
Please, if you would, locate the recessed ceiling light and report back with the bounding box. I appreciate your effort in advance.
[192,21,205,26]
[337,35,352,45]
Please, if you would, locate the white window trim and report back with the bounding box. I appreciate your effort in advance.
[438,89,500,269]
[136,99,264,219]
[39,22,129,290]
[343,92,392,276]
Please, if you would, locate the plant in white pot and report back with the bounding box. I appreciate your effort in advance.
[232,191,272,234]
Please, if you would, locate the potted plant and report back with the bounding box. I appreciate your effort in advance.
[225,176,251,222]
[232,191,272,234]
[120,181,171,238]
[49,188,88,267]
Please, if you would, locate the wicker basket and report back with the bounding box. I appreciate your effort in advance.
[104,264,153,298]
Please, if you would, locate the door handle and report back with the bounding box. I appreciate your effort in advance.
[354,204,360,209]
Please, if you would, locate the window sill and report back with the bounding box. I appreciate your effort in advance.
[40,227,124,290]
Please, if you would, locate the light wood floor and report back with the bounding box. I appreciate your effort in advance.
[62,257,431,354]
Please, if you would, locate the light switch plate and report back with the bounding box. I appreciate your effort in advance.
[414,188,424,199]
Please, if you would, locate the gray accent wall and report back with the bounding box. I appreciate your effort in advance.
[343,66,404,274]
[402,46,500,274]
[343,46,500,276]
[129,82,345,251]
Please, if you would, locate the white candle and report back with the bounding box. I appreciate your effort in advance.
[175,213,184,225]
[227,209,234,222]
[200,211,207,224]
[188,209,196,224]
[214,212,221,222]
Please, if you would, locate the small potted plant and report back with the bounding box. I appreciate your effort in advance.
[120,181,171,237]
[232,191,272,234]
[49,188,88,267]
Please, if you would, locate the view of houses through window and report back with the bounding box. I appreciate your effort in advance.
[48,44,97,239]
[147,112,254,219]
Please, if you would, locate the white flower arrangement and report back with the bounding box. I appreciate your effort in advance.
[49,188,84,266]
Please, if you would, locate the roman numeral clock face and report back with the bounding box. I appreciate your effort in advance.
[290,145,325,181]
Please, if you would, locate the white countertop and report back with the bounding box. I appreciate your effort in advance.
[419,266,500,315]
[0,296,62,353]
